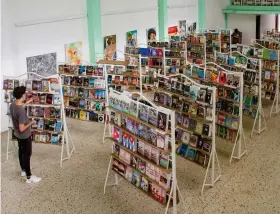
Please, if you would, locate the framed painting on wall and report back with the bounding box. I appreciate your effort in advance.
[104,35,117,60]
[126,30,137,47]
[146,27,157,43]
[65,41,82,65]
[26,53,57,78]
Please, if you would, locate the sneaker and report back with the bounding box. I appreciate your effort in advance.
[21,171,26,177]
[26,175,41,184]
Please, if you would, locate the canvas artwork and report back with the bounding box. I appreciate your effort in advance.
[26,53,57,78]
[65,41,82,65]
[168,26,178,36]
[104,35,117,60]
[187,22,197,33]
[178,20,187,37]
[126,30,137,47]
[146,27,157,43]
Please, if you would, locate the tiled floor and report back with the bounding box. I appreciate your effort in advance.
[1,108,280,214]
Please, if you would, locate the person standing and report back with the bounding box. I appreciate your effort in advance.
[10,86,41,183]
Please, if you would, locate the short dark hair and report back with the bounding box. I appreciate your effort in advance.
[13,86,26,99]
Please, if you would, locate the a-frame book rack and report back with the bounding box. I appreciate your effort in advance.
[185,62,247,164]
[214,50,267,138]
[154,72,221,194]
[103,89,187,214]
[2,72,75,167]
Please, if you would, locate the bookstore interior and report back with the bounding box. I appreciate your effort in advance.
[2,2,280,214]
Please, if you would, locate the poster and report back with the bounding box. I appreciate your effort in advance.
[26,53,57,77]
[146,27,157,43]
[178,20,187,37]
[65,41,82,65]
[187,22,197,33]
[168,26,178,36]
[126,30,137,47]
[104,35,117,60]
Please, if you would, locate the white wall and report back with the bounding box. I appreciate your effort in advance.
[228,14,256,44]
[101,0,197,59]
[260,15,275,35]
[1,0,198,132]
[1,0,17,132]
[205,0,256,44]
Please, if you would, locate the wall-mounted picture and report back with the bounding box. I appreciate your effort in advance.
[146,27,157,43]
[179,20,187,37]
[104,35,117,60]
[126,30,137,47]
[65,41,82,65]
[168,26,178,36]
[187,22,197,33]
[26,53,57,78]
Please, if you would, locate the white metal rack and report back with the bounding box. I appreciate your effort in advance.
[214,50,267,138]
[103,89,186,214]
[154,72,222,194]
[186,61,247,164]
[3,72,75,167]
[250,40,280,117]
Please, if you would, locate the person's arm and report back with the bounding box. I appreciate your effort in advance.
[23,98,33,107]
[18,108,36,133]
[19,121,35,132]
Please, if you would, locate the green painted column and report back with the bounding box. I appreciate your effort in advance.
[86,0,103,63]
[198,0,206,30]
[158,0,168,41]
[224,13,228,29]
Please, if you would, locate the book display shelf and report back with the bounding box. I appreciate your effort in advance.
[185,62,247,164]
[186,34,206,65]
[153,73,221,194]
[215,50,267,138]
[124,46,155,93]
[205,31,221,62]
[220,29,231,53]
[246,40,280,117]
[58,64,106,124]
[3,73,75,167]
[164,40,187,76]
[103,89,186,214]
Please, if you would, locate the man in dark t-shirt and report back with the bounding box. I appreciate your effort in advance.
[10,86,41,183]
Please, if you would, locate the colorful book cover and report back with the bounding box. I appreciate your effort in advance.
[137,140,145,156]
[140,177,149,192]
[148,107,158,127]
[55,121,63,132]
[138,103,149,122]
[131,171,141,187]
[157,111,167,131]
[151,148,160,165]
[137,159,146,174]
[144,144,152,160]
[190,85,199,100]
[113,127,121,143]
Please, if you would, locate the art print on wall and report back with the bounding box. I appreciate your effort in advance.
[178,20,187,37]
[26,53,57,78]
[126,30,137,47]
[65,41,82,65]
[104,35,117,60]
[146,27,157,43]
[168,26,178,36]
